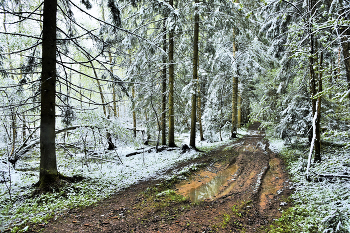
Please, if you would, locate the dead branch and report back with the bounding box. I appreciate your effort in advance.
[318,173,350,179]
[125,148,153,157]
[125,146,179,157]
[9,125,96,166]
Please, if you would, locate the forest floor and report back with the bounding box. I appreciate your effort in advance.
[28,122,293,233]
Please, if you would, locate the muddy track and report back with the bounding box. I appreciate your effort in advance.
[29,122,293,233]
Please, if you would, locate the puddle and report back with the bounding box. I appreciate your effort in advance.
[176,164,239,202]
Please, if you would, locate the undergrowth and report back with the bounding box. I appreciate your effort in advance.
[268,142,350,232]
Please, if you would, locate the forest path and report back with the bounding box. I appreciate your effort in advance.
[30,122,293,233]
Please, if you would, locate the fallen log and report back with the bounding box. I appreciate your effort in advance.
[125,146,179,157]
[318,173,350,179]
[88,155,123,164]
[125,148,153,157]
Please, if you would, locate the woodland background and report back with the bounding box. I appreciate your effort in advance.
[0,0,350,232]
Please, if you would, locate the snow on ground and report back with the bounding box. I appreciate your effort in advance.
[276,138,350,232]
[0,130,242,232]
[268,138,284,153]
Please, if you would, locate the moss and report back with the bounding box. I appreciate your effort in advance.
[37,172,60,191]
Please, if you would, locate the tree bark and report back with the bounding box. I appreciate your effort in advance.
[90,60,115,149]
[231,28,238,139]
[93,67,107,116]
[308,0,321,162]
[315,51,323,162]
[168,0,176,147]
[340,27,350,97]
[190,0,199,148]
[162,19,167,146]
[102,5,118,118]
[237,93,242,128]
[132,85,137,138]
[109,53,118,117]
[39,0,59,187]
[197,83,204,141]
[10,109,16,158]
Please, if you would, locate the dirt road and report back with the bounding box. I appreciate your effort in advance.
[30,122,292,232]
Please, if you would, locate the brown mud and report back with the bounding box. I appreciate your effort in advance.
[28,122,293,232]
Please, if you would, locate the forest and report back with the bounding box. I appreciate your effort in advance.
[0,0,350,232]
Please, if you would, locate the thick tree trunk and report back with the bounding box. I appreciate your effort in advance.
[162,19,167,146]
[190,0,199,148]
[39,0,58,187]
[168,0,176,147]
[231,29,238,139]
[308,5,321,162]
[231,76,238,138]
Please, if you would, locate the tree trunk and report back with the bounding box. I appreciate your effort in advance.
[168,0,176,147]
[18,4,26,143]
[315,51,323,162]
[197,84,204,141]
[340,27,350,97]
[22,113,26,145]
[2,5,14,73]
[237,93,242,128]
[231,28,238,139]
[10,109,16,157]
[231,76,238,139]
[91,60,115,149]
[109,53,118,117]
[190,0,199,148]
[308,1,321,162]
[144,112,151,144]
[162,19,167,146]
[101,5,119,118]
[219,88,223,141]
[39,0,59,187]
[132,85,137,138]
[95,76,107,115]
[3,5,18,156]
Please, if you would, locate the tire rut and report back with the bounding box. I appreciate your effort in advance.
[31,122,293,233]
